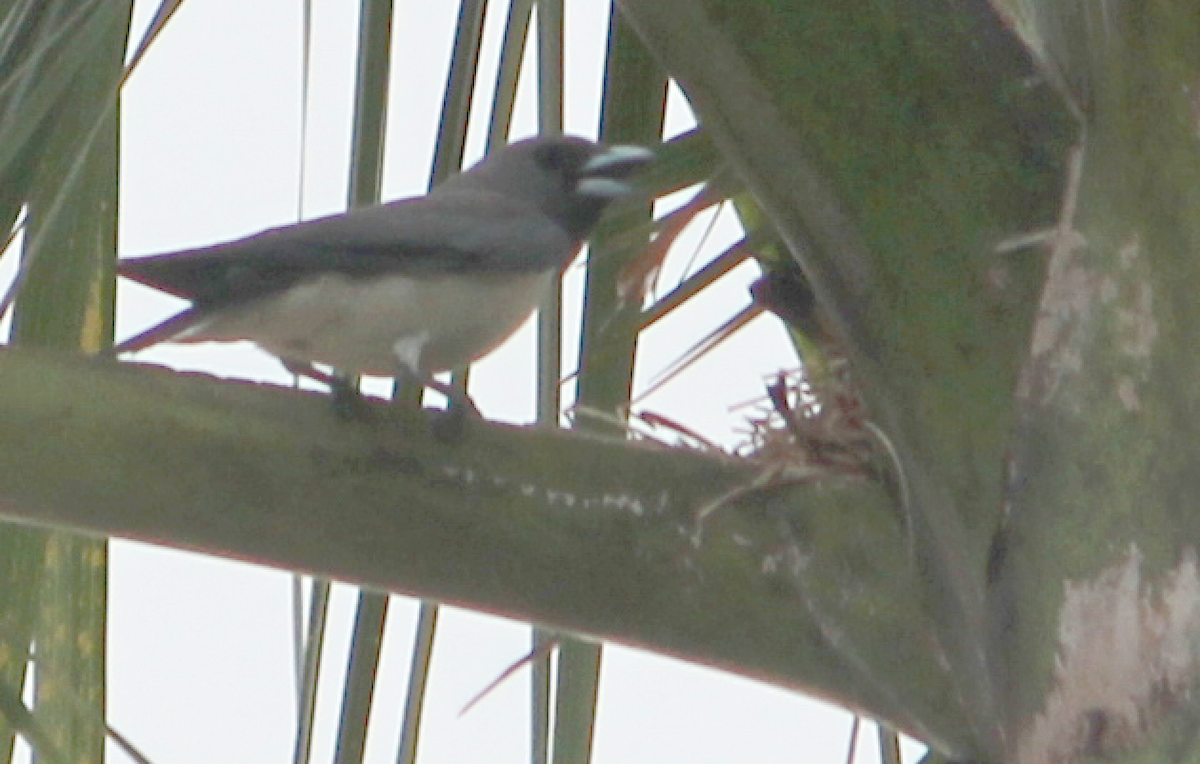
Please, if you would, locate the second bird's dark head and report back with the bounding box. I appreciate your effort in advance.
[449,136,655,242]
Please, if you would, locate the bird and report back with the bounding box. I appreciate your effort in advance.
[115,135,654,412]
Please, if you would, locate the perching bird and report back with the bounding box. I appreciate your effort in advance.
[116,136,653,405]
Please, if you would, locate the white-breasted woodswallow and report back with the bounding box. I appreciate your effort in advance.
[116,136,654,391]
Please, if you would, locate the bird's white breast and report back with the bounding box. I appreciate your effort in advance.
[178,270,556,376]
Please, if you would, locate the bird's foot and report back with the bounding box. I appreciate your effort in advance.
[329,377,375,421]
[281,358,375,421]
[421,380,482,443]
[427,405,468,442]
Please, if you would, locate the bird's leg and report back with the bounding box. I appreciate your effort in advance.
[328,374,374,420]
[389,368,479,441]
[391,337,481,439]
[281,358,372,420]
[421,377,482,420]
[428,377,486,442]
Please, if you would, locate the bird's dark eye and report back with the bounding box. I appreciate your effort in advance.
[533,143,570,173]
[532,143,587,193]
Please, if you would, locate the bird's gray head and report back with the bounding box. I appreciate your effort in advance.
[449,136,655,242]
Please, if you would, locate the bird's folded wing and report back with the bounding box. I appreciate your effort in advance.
[119,190,576,307]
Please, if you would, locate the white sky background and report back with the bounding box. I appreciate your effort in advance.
[11,0,936,762]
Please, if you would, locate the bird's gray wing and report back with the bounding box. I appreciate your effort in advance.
[118,189,577,308]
